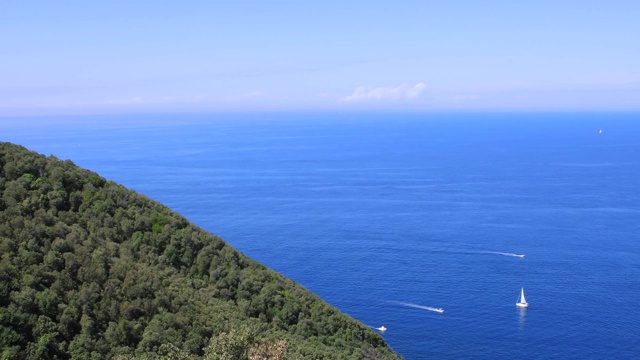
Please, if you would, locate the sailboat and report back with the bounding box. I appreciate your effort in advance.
[516,287,529,308]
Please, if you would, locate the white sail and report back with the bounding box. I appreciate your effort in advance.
[516,287,528,307]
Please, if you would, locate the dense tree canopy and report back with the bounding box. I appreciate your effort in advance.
[0,142,400,359]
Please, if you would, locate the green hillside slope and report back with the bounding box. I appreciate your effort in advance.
[0,142,400,360]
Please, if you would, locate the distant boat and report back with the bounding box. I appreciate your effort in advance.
[376,326,387,332]
[516,287,529,308]
[599,129,602,134]
[433,308,445,314]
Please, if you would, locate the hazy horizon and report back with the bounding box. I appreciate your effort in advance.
[2,1,639,116]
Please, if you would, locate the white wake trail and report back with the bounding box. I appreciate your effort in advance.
[483,251,525,258]
[369,325,387,332]
[394,301,444,313]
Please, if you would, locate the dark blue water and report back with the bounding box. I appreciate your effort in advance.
[3,112,640,359]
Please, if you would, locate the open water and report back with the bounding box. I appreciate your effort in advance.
[2,112,640,359]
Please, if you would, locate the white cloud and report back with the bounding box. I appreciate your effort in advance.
[341,82,426,102]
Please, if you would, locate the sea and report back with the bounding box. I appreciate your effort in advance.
[2,112,639,359]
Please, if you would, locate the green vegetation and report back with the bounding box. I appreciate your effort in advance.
[0,142,400,359]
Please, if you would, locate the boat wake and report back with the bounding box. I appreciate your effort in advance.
[369,325,387,332]
[483,251,525,258]
[393,301,444,314]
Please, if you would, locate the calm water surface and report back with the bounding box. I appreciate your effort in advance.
[3,112,640,359]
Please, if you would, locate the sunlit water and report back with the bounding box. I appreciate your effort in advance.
[3,112,640,359]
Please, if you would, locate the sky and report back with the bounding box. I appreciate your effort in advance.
[1,0,639,116]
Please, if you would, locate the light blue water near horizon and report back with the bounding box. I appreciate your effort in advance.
[2,112,640,359]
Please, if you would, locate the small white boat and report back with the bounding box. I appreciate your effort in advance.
[376,326,387,332]
[516,287,529,308]
[433,308,444,314]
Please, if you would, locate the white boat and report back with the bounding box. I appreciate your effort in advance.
[433,308,445,314]
[516,287,529,308]
[376,326,387,332]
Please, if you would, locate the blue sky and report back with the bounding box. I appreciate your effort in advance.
[1,0,639,115]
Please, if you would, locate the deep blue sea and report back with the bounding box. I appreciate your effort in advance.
[2,112,640,359]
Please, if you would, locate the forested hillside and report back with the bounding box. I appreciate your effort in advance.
[0,142,400,359]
